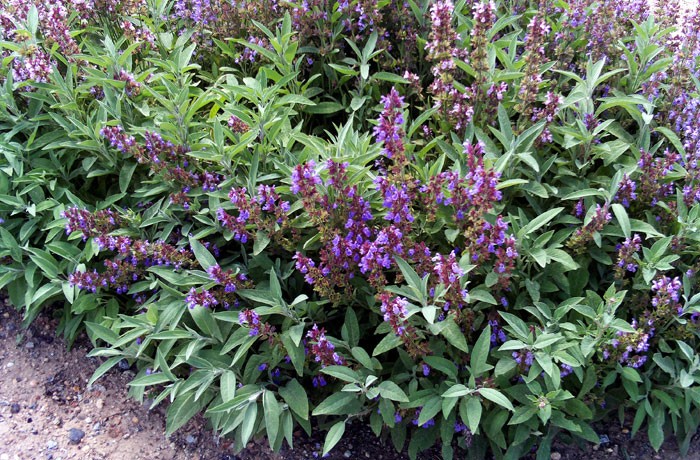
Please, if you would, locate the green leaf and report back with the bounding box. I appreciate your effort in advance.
[463,397,482,433]
[321,366,360,383]
[471,324,493,376]
[351,347,375,370]
[253,231,270,255]
[499,312,530,340]
[378,381,409,402]
[517,208,564,239]
[263,390,281,449]
[323,421,346,456]
[312,392,359,416]
[611,203,631,238]
[119,162,138,193]
[373,71,409,84]
[439,317,469,353]
[647,418,664,452]
[241,402,258,446]
[166,391,211,436]
[442,384,470,398]
[478,388,514,411]
[28,248,59,279]
[304,102,344,114]
[189,236,217,270]
[279,379,309,420]
[417,396,442,427]
[88,356,122,386]
[372,333,402,356]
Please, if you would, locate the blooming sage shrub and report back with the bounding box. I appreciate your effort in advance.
[2,1,700,460]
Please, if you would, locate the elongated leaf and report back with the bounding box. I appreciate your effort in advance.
[323,421,346,456]
[189,236,217,270]
[478,388,514,411]
[471,325,492,376]
[379,381,409,402]
[517,208,564,239]
[279,379,309,420]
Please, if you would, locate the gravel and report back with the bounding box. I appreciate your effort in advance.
[67,427,85,444]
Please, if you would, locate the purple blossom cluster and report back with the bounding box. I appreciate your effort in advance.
[567,204,612,254]
[100,125,224,208]
[185,287,219,309]
[512,349,534,373]
[378,292,409,337]
[375,177,414,227]
[531,91,563,144]
[306,324,344,367]
[227,115,249,134]
[373,87,406,165]
[207,264,242,293]
[69,259,139,295]
[615,174,638,208]
[61,207,122,240]
[651,275,683,318]
[113,69,141,97]
[603,318,653,368]
[425,0,473,131]
[636,149,680,211]
[516,14,551,118]
[69,232,196,297]
[238,309,260,335]
[614,234,642,280]
[488,318,507,346]
[217,185,290,243]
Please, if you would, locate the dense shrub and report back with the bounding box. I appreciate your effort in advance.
[1,0,700,458]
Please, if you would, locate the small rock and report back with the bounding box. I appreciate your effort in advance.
[550,453,562,460]
[621,428,629,434]
[186,434,197,445]
[6,362,13,368]
[95,399,104,410]
[92,422,101,433]
[25,341,34,349]
[47,440,58,450]
[1,453,9,460]
[344,451,352,458]
[67,428,85,445]
[10,403,20,414]
[131,417,139,424]
[599,434,610,444]
[117,359,130,371]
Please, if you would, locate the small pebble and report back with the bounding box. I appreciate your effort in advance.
[67,428,85,445]
[599,434,610,444]
[550,453,561,460]
[131,417,139,424]
[186,434,197,445]
[95,399,104,410]
[1,453,9,460]
[25,341,34,349]
[10,403,20,414]
[117,359,130,370]
[92,422,101,432]
[47,440,58,450]
[344,451,352,458]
